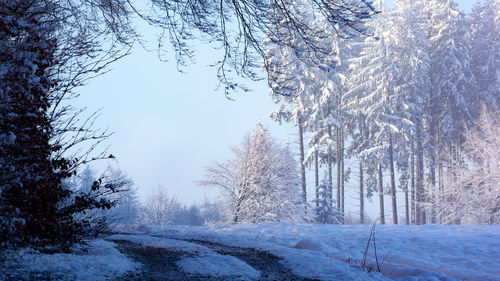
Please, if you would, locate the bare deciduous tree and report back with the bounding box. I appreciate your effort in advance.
[142,185,181,226]
[438,107,500,225]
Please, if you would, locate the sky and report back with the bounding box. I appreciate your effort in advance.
[76,39,294,204]
[75,0,475,219]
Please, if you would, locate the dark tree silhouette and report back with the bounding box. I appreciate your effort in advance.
[0,0,118,249]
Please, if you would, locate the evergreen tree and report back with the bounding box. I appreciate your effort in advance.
[468,0,500,113]
[105,167,141,225]
[266,0,320,202]
[266,0,352,209]
[425,0,476,146]
[389,0,432,225]
[347,0,396,224]
[314,177,343,224]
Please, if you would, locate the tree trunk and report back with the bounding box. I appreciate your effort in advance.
[437,123,444,224]
[438,152,444,223]
[328,144,333,203]
[429,155,436,224]
[298,122,307,202]
[416,120,425,225]
[360,160,364,224]
[341,127,345,214]
[234,194,243,223]
[429,121,437,224]
[315,150,319,207]
[359,121,365,224]
[378,163,385,224]
[388,133,398,224]
[410,134,415,225]
[405,184,409,225]
[336,128,341,210]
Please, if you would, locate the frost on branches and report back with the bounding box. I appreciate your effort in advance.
[200,122,307,224]
[439,107,500,225]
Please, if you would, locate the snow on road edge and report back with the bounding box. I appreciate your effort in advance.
[0,239,138,280]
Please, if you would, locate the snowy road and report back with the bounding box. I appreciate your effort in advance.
[108,234,316,280]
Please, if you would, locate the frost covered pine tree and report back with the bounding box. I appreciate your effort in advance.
[104,167,141,225]
[422,0,477,224]
[73,166,140,227]
[347,0,400,224]
[388,0,431,225]
[314,177,343,224]
[468,0,500,112]
[265,1,316,202]
[266,0,349,208]
[424,0,476,147]
[200,121,307,224]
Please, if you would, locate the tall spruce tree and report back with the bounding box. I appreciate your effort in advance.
[389,0,431,225]
[347,0,394,224]
[469,0,500,113]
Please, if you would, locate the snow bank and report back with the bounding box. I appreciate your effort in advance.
[117,223,500,281]
[0,239,138,280]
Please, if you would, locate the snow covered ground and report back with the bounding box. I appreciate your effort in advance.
[1,224,498,280]
[0,239,138,280]
[116,223,500,281]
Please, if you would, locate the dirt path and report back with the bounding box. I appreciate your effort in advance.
[109,236,317,281]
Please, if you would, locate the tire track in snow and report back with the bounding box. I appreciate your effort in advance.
[108,234,316,280]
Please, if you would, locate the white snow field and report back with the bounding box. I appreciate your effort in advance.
[116,223,500,281]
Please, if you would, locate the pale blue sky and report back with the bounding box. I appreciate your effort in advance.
[76,0,475,216]
[76,37,293,204]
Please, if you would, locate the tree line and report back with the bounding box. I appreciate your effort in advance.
[73,167,223,227]
[266,0,499,225]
